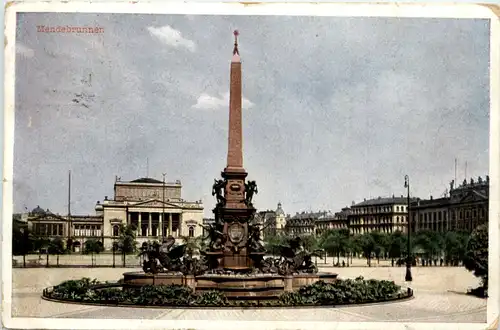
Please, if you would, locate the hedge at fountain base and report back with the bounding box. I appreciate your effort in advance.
[42,276,413,307]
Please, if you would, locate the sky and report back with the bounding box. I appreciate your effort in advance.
[13,13,490,217]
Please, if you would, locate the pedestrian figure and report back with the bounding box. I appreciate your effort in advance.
[440,258,444,266]
[391,259,394,267]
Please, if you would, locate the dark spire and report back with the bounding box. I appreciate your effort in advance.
[233,30,239,55]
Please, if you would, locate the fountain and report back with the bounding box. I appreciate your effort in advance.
[42,31,413,307]
[121,30,337,300]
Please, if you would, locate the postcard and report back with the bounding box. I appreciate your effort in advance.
[2,2,499,330]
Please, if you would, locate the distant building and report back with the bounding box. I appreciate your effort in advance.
[285,211,323,236]
[26,207,101,252]
[254,202,287,239]
[100,177,203,249]
[411,176,489,233]
[24,176,204,251]
[315,208,351,235]
[348,196,418,234]
[202,218,215,237]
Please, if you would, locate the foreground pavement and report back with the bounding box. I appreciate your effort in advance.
[10,266,487,323]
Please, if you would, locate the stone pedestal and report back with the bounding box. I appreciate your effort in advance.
[284,276,294,292]
[184,275,196,291]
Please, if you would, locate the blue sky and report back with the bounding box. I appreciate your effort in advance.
[14,14,490,217]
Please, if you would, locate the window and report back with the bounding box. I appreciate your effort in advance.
[397,216,400,223]
[396,206,399,212]
[112,225,119,236]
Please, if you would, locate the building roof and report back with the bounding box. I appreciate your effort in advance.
[31,206,46,215]
[289,211,326,220]
[276,202,285,216]
[411,197,449,208]
[130,177,164,184]
[353,197,418,207]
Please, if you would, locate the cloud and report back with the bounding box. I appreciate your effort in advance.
[193,92,254,110]
[147,25,196,52]
[16,43,34,58]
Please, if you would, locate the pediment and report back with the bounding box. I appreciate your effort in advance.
[458,191,487,204]
[131,199,180,209]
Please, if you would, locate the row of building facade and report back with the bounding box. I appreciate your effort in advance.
[18,175,489,252]
[19,177,204,252]
[283,176,489,237]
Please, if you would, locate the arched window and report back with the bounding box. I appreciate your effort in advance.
[112,225,119,236]
[188,226,195,237]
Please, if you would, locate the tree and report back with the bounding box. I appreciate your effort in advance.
[370,231,390,264]
[84,239,104,266]
[264,234,287,256]
[300,234,320,252]
[320,230,344,265]
[48,237,65,266]
[356,233,376,266]
[66,237,74,254]
[463,224,488,295]
[388,230,406,263]
[115,224,138,267]
[12,220,32,267]
[32,236,51,267]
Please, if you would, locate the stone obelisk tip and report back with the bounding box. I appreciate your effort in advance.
[232,30,240,62]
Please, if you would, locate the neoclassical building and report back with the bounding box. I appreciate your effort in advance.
[410,176,489,233]
[315,207,351,235]
[348,196,417,234]
[24,177,204,251]
[254,202,287,239]
[98,177,203,249]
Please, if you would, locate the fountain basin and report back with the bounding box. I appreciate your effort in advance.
[122,272,338,300]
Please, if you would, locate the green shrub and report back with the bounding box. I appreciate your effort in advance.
[196,291,229,306]
[45,277,406,307]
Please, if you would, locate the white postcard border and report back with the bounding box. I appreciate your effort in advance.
[2,2,499,330]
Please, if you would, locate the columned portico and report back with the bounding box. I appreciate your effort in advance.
[101,177,203,250]
[168,213,173,236]
[125,210,188,238]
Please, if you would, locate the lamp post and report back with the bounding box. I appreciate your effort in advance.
[404,175,413,282]
[162,173,166,240]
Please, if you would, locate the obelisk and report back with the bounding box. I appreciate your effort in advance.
[218,30,255,271]
[222,30,248,210]
[226,30,244,172]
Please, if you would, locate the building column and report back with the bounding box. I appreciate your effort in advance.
[168,213,173,237]
[138,213,142,237]
[159,213,163,237]
[178,213,183,236]
[147,213,151,236]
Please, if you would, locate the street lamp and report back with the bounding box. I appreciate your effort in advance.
[162,173,166,240]
[404,175,413,282]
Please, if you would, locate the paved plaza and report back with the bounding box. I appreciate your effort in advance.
[9,264,487,323]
